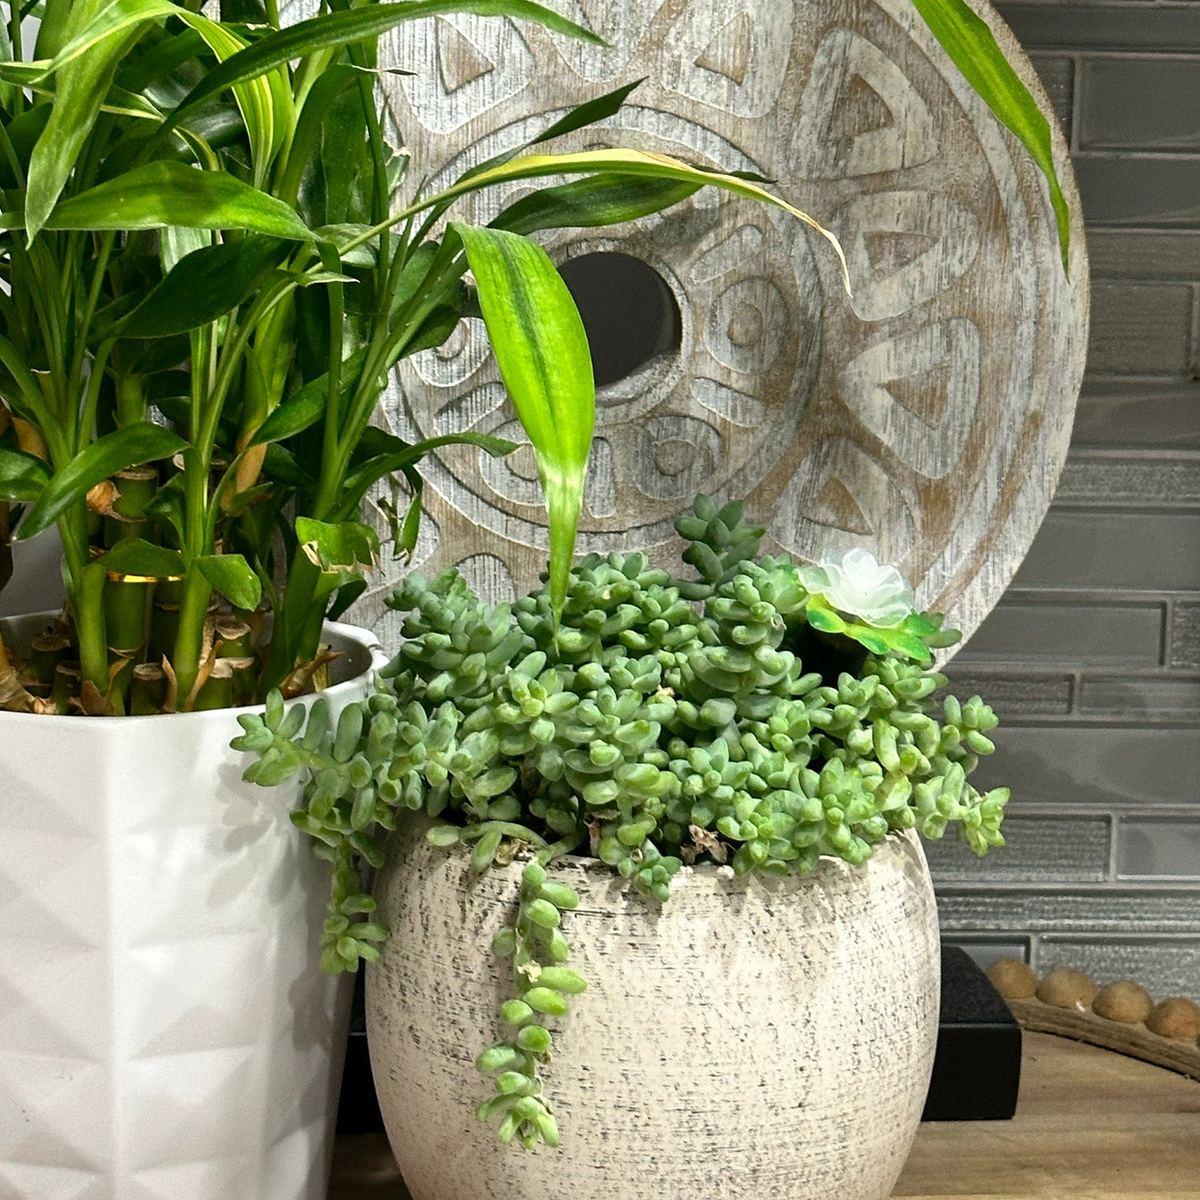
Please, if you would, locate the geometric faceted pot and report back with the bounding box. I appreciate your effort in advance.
[0,615,386,1200]
[368,816,941,1200]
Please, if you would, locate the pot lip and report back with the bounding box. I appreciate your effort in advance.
[0,609,388,725]
[403,814,922,885]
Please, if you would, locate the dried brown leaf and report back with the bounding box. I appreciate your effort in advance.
[0,642,36,712]
[682,824,728,866]
[86,479,121,517]
[74,680,115,717]
[160,655,179,714]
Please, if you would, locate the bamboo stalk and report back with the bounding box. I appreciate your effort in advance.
[193,657,234,711]
[130,663,166,716]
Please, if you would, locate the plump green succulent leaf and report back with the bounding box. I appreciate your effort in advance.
[15,422,189,541]
[910,0,1070,270]
[454,224,594,619]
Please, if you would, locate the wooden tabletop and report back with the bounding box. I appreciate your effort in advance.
[331,1032,1200,1199]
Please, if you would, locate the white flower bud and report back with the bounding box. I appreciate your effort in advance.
[801,548,914,627]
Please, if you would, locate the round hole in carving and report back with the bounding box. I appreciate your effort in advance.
[557,252,682,391]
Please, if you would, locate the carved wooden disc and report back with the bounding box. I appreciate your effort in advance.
[358,0,1089,651]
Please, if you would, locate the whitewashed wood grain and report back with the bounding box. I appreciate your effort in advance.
[334,0,1089,660]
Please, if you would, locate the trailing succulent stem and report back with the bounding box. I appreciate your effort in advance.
[241,494,1011,1149]
[473,859,587,1150]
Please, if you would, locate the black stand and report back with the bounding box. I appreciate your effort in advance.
[922,944,1022,1121]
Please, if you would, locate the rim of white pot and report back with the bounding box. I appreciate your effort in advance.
[0,608,388,724]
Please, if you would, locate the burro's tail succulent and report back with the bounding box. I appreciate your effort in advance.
[236,494,1010,1150]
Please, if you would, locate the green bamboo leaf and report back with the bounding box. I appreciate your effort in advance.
[35,0,177,78]
[163,0,603,137]
[295,517,378,577]
[115,236,288,338]
[910,0,1070,270]
[4,162,314,241]
[15,422,189,541]
[197,553,263,610]
[24,0,151,239]
[453,224,593,617]
[0,447,50,503]
[181,13,290,190]
[100,538,185,579]
[492,175,702,236]
[252,349,369,446]
[424,150,850,293]
[332,429,518,523]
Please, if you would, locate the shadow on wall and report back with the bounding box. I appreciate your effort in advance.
[0,527,66,618]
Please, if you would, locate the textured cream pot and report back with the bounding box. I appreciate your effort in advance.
[368,817,941,1200]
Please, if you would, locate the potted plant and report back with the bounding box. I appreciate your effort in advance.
[242,495,1009,1199]
[0,0,1067,1194]
[0,1,862,1193]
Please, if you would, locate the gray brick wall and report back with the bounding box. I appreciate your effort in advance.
[934,2,1200,999]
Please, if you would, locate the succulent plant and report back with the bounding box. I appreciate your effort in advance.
[237,494,1010,1149]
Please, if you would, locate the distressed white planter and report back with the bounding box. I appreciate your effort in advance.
[0,614,386,1200]
[368,817,941,1200]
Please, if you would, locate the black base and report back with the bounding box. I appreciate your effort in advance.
[336,969,385,1135]
[922,944,1022,1121]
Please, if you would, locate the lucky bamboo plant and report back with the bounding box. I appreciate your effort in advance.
[0,0,1069,717]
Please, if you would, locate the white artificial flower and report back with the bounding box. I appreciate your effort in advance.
[800,548,915,628]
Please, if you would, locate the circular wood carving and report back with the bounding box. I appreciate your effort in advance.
[358,0,1089,651]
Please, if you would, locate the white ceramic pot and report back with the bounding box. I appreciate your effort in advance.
[368,817,941,1200]
[0,614,387,1200]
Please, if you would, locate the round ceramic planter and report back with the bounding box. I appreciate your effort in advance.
[368,817,941,1200]
[0,614,387,1200]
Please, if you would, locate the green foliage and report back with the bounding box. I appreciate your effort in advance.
[247,494,1011,1149]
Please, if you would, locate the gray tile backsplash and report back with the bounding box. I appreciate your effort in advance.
[1084,282,1193,376]
[1078,57,1200,151]
[924,816,1111,883]
[931,13,1200,999]
[972,726,1200,807]
[1078,675,1200,718]
[1170,602,1200,670]
[996,3,1200,52]
[940,671,1074,718]
[936,887,1200,934]
[1117,817,1200,879]
[1054,453,1200,508]
[954,600,1164,667]
[1071,381,1200,450]
[1011,511,1200,591]
[1033,938,1200,997]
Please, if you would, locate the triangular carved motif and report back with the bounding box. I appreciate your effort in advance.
[435,18,495,95]
[793,30,937,178]
[885,361,953,429]
[696,12,753,86]
[862,231,939,278]
[829,75,893,140]
[806,477,875,538]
